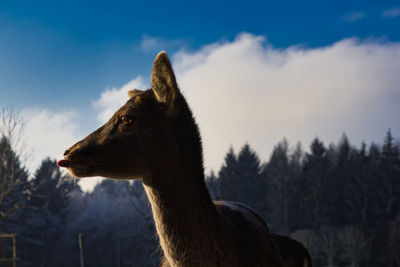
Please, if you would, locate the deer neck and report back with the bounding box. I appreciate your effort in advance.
[143,163,220,266]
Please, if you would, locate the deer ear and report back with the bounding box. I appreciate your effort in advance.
[151,51,178,110]
[128,89,143,98]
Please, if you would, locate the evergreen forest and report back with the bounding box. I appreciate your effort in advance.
[1,124,399,266]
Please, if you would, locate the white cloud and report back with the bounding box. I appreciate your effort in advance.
[91,76,148,124]
[20,76,147,192]
[172,33,400,172]
[140,35,160,52]
[21,108,79,171]
[343,12,365,22]
[381,7,400,18]
[138,34,186,52]
[21,108,105,191]
[20,33,400,191]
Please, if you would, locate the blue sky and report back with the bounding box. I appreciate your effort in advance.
[1,0,400,190]
[2,0,399,109]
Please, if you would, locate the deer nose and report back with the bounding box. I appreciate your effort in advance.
[64,149,71,156]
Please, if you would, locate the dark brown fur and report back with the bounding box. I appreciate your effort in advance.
[61,52,311,267]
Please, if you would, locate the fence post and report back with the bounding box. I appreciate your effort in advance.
[12,235,16,267]
[78,233,84,267]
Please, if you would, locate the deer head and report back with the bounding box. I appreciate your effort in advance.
[58,52,198,181]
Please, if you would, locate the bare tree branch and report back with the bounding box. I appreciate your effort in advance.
[0,107,29,223]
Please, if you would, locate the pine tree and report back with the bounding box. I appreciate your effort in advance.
[263,139,292,234]
[329,135,355,226]
[343,142,371,233]
[21,158,77,267]
[294,138,330,229]
[0,137,29,226]
[0,136,29,260]
[382,129,399,164]
[217,144,265,214]
[289,142,304,177]
[217,147,239,201]
[380,129,400,222]
[205,171,218,199]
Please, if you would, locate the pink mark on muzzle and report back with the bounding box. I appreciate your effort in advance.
[57,159,70,168]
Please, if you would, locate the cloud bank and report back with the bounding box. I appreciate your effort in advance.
[20,78,148,191]
[171,33,400,171]
[22,108,111,191]
[21,33,400,190]
[21,108,79,171]
[138,34,186,53]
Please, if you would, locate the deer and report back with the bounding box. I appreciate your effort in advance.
[58,51,312,267]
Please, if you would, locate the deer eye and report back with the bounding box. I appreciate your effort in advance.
[121,115,134,125]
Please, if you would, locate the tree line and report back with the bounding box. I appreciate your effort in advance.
[0,110,399,266]
[208,131,400,267]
